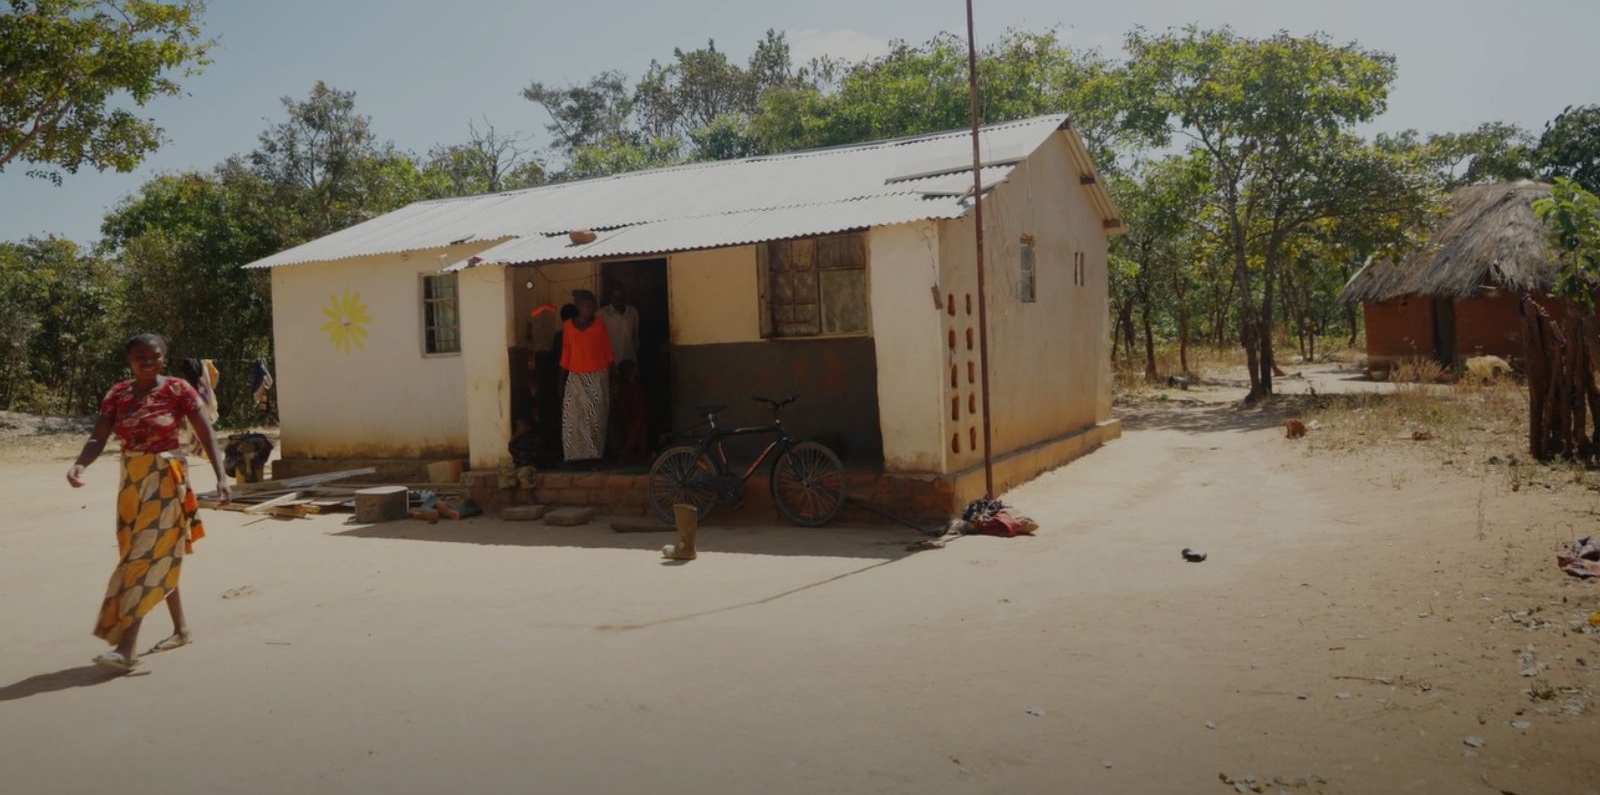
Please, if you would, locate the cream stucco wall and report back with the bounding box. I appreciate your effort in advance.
[868,222,947,473]
[269,243,495,460]
[666,246,762,345]
[937,130,1112,472]
[459,264,516,468]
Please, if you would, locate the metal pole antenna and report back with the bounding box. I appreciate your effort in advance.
[965,0,995,499]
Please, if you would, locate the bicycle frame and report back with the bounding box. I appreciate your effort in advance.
[696,423,797,482]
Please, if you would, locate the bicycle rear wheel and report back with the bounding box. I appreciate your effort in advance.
[647,446,719,525]
[771,441,845,527]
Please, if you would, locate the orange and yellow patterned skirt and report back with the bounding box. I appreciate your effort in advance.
[94,451,206,646]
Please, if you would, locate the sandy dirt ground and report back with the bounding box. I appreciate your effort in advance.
[2,369,1597,795]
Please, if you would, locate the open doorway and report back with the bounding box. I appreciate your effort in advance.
[1430,298,1457,368]
[601,259,671,458]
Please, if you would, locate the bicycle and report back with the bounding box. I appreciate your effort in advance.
[646,395,846,527]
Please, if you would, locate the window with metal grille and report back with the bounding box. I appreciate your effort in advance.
[759,233,869,338]
[422,273,461,355]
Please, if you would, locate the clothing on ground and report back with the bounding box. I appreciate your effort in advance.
[562,369,609,461]
[95,451,204,646]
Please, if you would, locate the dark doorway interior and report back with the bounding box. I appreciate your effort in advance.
[602,259,672,457]
[1431,298,1457,367]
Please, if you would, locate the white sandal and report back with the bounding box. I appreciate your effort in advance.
[92,651,138,672]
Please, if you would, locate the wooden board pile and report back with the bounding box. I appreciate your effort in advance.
[197,468,469,520]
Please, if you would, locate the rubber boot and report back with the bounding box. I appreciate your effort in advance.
[663,503,699,561]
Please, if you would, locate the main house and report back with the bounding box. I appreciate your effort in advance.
[244,115,1123,514]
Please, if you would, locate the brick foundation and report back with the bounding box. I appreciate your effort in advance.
[461,466,955,525]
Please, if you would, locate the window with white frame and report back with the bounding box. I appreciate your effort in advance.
[422,273,461,354]
[758,233,869,338]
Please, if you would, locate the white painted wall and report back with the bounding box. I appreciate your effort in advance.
[868,222,947,473]
[937,131,1112,470]
[269,243,492,460]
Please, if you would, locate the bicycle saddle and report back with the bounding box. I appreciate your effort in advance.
[694,404,729,417]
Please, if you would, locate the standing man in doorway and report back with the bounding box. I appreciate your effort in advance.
[599,281,643,462]
[598,281,640,368]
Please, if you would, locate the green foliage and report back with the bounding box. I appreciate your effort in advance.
[1125,25,1434,398]
[1534,178,1600,313]
[0,236,122,411]
[423,120,543,196]
[1537,105,1600,193]
[1377,123,1538,188]
[0,0,211,182]
[248,81,411,237]
[99,166,281,421]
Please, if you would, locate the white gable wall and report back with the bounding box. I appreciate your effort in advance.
[269,243,493,460]
[937,131,1113,474]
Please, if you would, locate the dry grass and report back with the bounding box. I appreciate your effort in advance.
[1114,344,1249,394]
[1295,371,1600,494]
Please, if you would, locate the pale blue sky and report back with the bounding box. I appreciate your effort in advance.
[4,0,1596,244]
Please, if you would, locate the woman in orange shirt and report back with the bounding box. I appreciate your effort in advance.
[559,290,614,466]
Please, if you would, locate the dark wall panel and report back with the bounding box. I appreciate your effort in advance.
[669,338,882,462]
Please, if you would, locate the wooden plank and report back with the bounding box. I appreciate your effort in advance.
[233,468,378,494]
[244,491,306,514]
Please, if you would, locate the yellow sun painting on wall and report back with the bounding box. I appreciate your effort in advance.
[321,288,372,354]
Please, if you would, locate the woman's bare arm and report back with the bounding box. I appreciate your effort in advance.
[67,416,115,487]
[186,409,231,502]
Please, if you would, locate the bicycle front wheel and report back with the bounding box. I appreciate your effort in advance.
[771,441,845,527]
[647,446,719,525]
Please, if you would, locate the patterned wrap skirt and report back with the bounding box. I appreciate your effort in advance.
[94,450,205,645]
[562,370,610,462]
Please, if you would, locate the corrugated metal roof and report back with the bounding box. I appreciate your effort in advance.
[244,115,1119,271]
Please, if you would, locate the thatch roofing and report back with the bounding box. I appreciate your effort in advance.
[1340,180,1555,304]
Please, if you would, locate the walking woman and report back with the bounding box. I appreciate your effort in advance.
[559,290,614,467]
[67,333,229,672]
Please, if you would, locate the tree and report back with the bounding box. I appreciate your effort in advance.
[100,166,282,423]
[249,81,414,236]
[1527,178,1600,460]
[1127,26,1429,401]
[522,71,639,156]
[1377,123,1537,188]
[1537,105,1600,194]
[425,118,542,196]
[1534,177,1600,311]
[1109,153,1209,377]
[0,0,211,182]
[0,236,121,411]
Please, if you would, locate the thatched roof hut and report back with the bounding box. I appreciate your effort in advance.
[1340,180,1554,304]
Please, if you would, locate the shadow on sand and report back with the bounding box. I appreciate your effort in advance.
[329,517,923,562]
[1118,389,1407,435]
[0,665,130,702]
[1117,398,1296,434]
